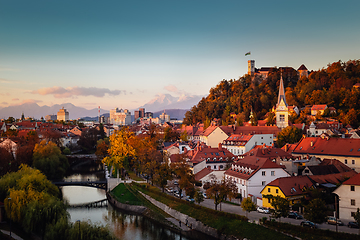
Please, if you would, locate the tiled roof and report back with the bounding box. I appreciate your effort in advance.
[311,105,327,111]
[320,159,353,173]
[200,126,219,137]
[225,155,283,180]
[195,168,213,181]
[246,147,292,159]
[297,64,308,71]
[292,137,360,157]
[188,145,235,164]
[265,175,314,197]
[342,173,360,186]
[309,171,357,185]
[306,165,340,175]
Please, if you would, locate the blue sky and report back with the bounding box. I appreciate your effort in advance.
[1,0,360,111]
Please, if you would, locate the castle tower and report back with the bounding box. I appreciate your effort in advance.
[248,60,255,76]
[276,74,289,129]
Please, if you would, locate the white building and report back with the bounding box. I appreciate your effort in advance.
[110,108,131,126]
[333,173,360,221]
[225,155,290,202]
[222,134,274,156]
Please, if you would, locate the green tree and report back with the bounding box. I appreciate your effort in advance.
[264,195,289,222]
[304,198,328,224]
[353,208,360,235]
[276,126,302,148]
[241,197,256,218]
[32,140,69,180]
[153,160,172,192]
[194,189,204,204]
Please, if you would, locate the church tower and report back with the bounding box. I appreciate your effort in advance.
[248,60,255,76]
[276,74,289,129]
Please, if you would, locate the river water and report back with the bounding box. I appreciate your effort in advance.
[62,172,194,240]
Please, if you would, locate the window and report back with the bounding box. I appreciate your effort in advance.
[304,169,309,173]
[262,171,266,176]
[220,165,223,169]
[351,186,355,191]
[276,189,279,193]
[213,165,216,169]
[352,160,355,164]
[268,188,271,193]
[271,171,275,176]
[279,114,285,122]
[345,159,348,164]
[262,181,266,186]
[351,199,356,206]
[268,198,270,203]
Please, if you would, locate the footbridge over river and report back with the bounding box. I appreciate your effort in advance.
[53,179,107,190]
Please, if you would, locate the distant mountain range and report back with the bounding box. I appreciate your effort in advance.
[0,103,106,120]
[0,93,203,120]
[138,93,203,112]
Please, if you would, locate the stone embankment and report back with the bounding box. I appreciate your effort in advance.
[106,192,147,214]
[139,192,240,240]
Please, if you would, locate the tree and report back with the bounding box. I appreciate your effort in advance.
[102,127,136,178]
[163,126,180,142]
[241,197,256,218]
[276,126,302,148]
[171,156,195,199]
[206,176,238,211]
[264,195,289,222]
[304,198,328,224]
[78,127,100,153]
[32,140,69,180]
[194,189,204,204]
[266,112,276,126]
[153,160,172,192]
[95,138,109,158]
[353,208,360,235]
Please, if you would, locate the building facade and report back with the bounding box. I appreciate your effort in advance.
[57,107,69,121]
[110,108,131,126]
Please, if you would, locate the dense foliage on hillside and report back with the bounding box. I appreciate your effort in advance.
[184,60,360,127]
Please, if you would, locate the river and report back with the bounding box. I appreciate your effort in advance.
[61,171,195,240]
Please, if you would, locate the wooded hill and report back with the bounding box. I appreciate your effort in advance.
[183,60,360,128]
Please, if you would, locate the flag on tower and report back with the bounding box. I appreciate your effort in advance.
[245,51,251,56]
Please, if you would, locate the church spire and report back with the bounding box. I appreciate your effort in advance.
[277,73,287,107]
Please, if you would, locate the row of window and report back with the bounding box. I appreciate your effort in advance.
[267,187,279,193]
[262,171,275,176]
[344,159,356,164]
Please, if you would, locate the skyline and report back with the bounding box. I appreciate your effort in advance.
[1,0,360,111]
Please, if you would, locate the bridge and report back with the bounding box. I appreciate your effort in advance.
[68,198,108,208]
[53,180,107,190]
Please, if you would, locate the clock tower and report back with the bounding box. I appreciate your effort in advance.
[276,74,289,129]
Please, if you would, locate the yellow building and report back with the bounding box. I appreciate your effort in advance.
[261,175,315,208]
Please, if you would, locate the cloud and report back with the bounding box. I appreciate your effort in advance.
[12,98,19,101]
[19,99,43,105]
[164,84,178,93]
[32,86,124,98]
[1,102,8,105]
[0,78,11,83]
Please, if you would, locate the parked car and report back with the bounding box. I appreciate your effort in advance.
[257,207,270,214]
[327,216,344,226]
[165,187,173,193]
[288,212,303,219]
[174,191,183,198]
[186,196,195,202]
[202,192,207,199]
[347,221,359,228]
[174,180,179,185]
[300,220,317,229]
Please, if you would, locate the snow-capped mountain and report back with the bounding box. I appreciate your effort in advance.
[139,93,203,112]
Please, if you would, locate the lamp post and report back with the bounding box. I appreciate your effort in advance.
[76,220,81,240]
[8,198,11,237]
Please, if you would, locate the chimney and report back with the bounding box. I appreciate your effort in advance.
[310,141,313,147]
[218,143,222,150]
[284,144,288,152]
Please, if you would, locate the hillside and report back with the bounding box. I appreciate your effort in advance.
[183,60,360,127]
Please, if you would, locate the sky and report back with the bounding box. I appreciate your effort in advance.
[1,0,360,111]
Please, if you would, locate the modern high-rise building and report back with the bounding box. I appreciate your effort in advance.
[110,108,131,126]
[45,114,57,121]
[57,107,69,121]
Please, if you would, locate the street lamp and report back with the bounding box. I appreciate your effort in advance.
[7,198,11,237]
[76,220,81,240]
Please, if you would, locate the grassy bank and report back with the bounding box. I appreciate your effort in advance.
[131,182,294,240]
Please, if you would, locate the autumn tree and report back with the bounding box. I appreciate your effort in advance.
[194,189,204,204]
[171,155,195,199]
[32,140,69,180]
[206,176,237,211]
[241,197,256,218]
[95,138,110,158]
[102,127,136,178]
[163,126,180,142]
[78,127,101,153]
[153,160,172,191]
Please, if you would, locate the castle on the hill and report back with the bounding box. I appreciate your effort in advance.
[247,60,309,79]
